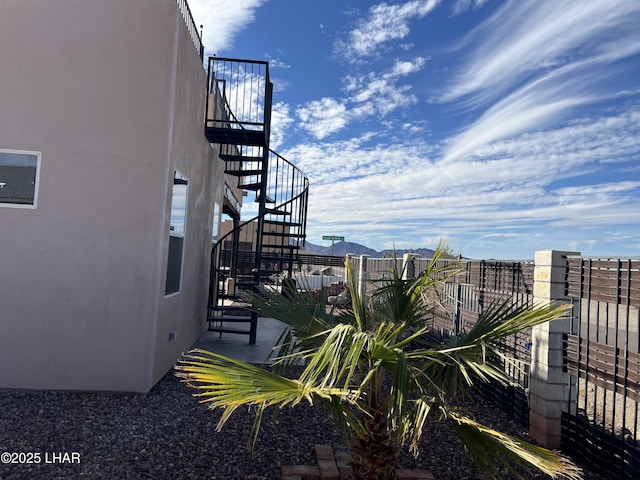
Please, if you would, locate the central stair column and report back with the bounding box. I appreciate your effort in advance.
[253,82,273,292]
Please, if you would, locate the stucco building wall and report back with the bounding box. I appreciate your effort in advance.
[0,0,219,392]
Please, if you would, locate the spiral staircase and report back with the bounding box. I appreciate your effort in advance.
[204,57,309,344]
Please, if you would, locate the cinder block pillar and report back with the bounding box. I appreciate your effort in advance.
[529,250,579,449]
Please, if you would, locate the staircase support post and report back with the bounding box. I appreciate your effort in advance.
[249,311,258,345]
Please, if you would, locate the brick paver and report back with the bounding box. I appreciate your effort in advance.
[281,445,435,480]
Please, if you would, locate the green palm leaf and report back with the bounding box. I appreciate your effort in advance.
[446,409,583,480]
[412,300,570,394]
[175,348,358,447]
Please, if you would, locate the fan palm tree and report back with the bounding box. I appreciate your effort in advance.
[176,244,582,480]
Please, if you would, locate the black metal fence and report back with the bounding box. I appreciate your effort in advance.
[563,257,640,479]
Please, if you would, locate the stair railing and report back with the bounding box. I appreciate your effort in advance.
[205,57,270,145]
[204,57,308,344]
[209,150,308,308]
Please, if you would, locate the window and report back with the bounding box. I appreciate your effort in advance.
[212,202,221,242]
[0,149,41,207]
[165,170,188,295]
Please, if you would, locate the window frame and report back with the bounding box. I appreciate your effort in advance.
[212,202,221,242]
[0,149,41,209]
[165,170,189,296]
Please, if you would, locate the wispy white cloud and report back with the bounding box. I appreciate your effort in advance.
[296,57,427,139]
[269,101,294,151]
[344,57,427,117]
[265,55,291,70]
[452,0,488,15]
[290,108,640,256]
[297,98,349,140]
[439,0,640,105]
[335,0,440,62]
[439,1,640,163]
[188,0,266,54]
[442,70,595,163]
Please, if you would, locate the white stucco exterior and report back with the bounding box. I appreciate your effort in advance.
[0,0,226,392]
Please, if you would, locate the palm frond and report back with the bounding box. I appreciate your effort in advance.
[387,349,409,431]
[410,300,570,394]
[242,282,335,369]
[369,242,462,329]
[176,349,315,407]
[299,323,368,390]
[457,300,569,346]
[446,409,582,480]
[401,396,440,455]
[243,283,332,336]
[344,257,368,331]
[175,348,358,448]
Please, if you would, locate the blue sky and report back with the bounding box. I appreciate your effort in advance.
[190,0,640,259]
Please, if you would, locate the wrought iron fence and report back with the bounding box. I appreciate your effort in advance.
[563,257,640,479]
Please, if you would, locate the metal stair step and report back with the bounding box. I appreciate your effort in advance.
[205,127,267,147]
[225,169,263,176]
[208,326,252,335]
[208,314,253,323]
[265,208,290,215]
[262,243,300,250]
[264,219,303,227]
[219,154,264,162]
[256,194,275,203]
[208,305,252,315]
[263,231,305,238]
[209,303,250,310]
[238,182,262,191]
[216,293,242,302]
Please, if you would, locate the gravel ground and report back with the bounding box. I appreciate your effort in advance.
[0,371,606,480]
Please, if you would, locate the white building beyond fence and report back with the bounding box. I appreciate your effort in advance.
[291,273,344,291]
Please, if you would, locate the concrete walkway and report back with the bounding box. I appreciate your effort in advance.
[191,317,288,365]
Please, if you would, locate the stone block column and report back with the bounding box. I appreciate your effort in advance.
[528,250,580,448]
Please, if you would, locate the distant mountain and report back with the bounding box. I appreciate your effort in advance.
[302,241,436,258]
[302,241,378,257]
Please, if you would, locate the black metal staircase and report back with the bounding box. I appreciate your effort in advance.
[204,57,309,344]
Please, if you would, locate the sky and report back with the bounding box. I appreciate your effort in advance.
[189,0,640,259]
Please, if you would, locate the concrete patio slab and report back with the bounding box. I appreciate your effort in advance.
[190,317,288,365]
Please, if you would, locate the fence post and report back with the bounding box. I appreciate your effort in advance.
[358,255,370,299]
[402,253,416,280]
[528,249,580,449]
[344,254,353,284]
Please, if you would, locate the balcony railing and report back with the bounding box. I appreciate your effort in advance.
[205,58,272,147]
[176,0,204,60]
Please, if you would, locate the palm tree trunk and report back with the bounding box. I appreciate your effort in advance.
[349,411,398,480]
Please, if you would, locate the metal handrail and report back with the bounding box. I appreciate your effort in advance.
[176,0,204,60]
[206,57,270,131]
[209,149,309,306]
